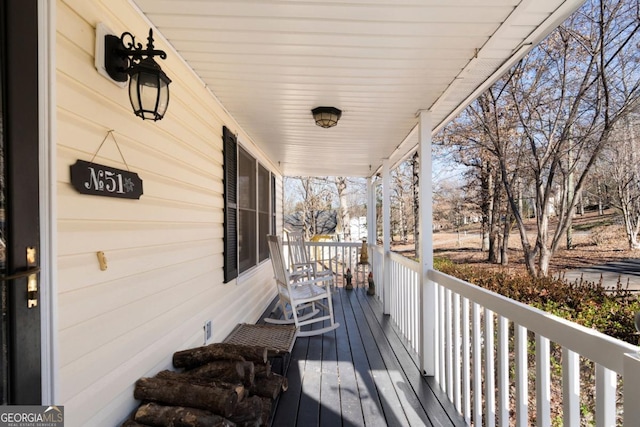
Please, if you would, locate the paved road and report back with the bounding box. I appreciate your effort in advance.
[562,258,640,292]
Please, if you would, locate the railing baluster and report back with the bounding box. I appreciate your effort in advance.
[515,324,528,427]
[414,271,419,352]
[485,308,496,427]
[400,264,404,336]
[535,335,551,427]
[446,288,453,401]
[623,353,640,426]
[462,297,471,424]
[453,292,461,413]
[472,302,482,427]
[439,284,446,390]
[595,363,616,426]
[497,315,509,427]
[412,268,417,349]
[562,347,579,427]
[434,282,441,385]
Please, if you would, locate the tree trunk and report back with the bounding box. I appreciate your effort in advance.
[173,343,268,369]
[134,402,235,427]
[134,377,238,418]
[538,247,552,278]
[412,152,420,256]
[336,177,350,241]
[501,214,511,266]
[488,176,501,263]
[566,136,575,250]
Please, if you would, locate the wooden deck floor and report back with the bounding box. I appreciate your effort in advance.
[258,287,467,427]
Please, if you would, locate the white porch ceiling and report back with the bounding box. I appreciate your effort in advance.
[132,0,585,177]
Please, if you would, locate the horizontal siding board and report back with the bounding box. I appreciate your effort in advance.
[56,220,223,256]
[56,85,222,177]
[58,247,220,328]
[57,185,222,223]
[57,245,224,295]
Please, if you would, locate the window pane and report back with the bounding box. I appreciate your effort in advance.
[258,164,269,214]
[238,146,257,273]
[238,147,255,210]
[272,174,276,236]
[239,209,256,273]
[258,212,269,262]
[257,164,270,263]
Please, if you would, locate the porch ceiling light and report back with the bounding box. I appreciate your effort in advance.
[104,29,171,121]
[312,106,342,128]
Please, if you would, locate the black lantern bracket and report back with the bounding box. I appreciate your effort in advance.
[103,29,167,83]
[95,23,172,121]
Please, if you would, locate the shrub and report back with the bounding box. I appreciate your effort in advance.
[435,259,640,345]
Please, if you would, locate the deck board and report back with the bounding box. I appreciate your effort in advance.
[262,287,467,427]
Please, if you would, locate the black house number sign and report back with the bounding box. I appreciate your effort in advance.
[70,160,143,199]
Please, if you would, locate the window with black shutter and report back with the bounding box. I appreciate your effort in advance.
[223,126,238,283]
[223,127,275,282]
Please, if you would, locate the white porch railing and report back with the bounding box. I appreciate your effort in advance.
[428,268,640,426]
[388,250,420,354]
[301,241,640,426]
[282,240,363,286]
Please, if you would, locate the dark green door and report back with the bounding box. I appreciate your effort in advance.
[0,0,42,404]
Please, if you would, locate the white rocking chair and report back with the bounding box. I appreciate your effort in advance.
[264,234,339,337]
[286,230,335,290]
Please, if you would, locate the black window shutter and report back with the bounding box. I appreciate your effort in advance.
[223,126,238,283]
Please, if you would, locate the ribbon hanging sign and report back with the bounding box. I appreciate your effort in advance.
[70,160,143,199]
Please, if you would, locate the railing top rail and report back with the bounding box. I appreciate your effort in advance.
[429,269,639,374]
[302,241,362,248]
[390,250,420,271]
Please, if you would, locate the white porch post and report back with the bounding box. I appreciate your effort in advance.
[419,110,436,375]
[623,353,640,426]
[382,159,391,314]
[366,177,375,248]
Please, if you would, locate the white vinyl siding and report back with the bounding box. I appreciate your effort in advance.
[55,0,280,425]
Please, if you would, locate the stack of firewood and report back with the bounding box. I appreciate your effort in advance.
[121,342,289,427]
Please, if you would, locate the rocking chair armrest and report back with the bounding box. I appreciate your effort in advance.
[292,275,333,288]
[291,262,313,269]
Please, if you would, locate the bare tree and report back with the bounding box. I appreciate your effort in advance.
[441,0,640,276]
[604,111,640,248]
[335,177,350,241]
[285,176,334,239]
[505,0,640,276]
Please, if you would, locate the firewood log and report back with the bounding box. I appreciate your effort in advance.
[173,343,268,369]
[155,370,247,401]
[249,373,288,400]
[134,402,236,427]
[187,360,255,387]
[121,420,151,427]
[259,397,273,427]
[254,361,271,378]
[134,377,238,418]
[227,395,262,427]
